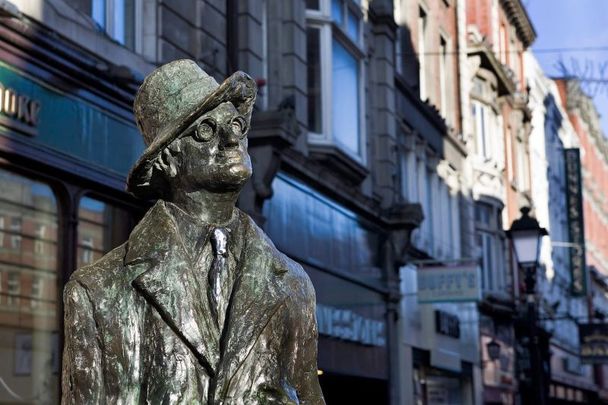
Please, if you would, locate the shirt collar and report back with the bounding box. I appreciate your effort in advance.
[164,201,243,259]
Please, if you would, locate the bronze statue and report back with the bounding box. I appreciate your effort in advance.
[61,60,325,404]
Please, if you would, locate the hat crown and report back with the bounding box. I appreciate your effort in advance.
[133,59,219,146]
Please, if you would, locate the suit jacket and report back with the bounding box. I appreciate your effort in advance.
[61,201,325,404]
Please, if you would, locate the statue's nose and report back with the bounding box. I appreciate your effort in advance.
[218,123,240,149]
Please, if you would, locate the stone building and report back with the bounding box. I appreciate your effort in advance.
[392,0,478,403]
[463,0,536,402]
[553,77,608,402]
[0,0,423,403]
[526,54,597,403]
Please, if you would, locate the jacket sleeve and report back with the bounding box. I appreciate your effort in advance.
[61,280,104,404]
[295,277,326,405]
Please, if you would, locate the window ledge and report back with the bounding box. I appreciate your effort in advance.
[308,143,369,184]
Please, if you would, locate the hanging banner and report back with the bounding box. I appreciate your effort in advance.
[579,323,608,364]
[417,264,480,303]
[564,148,587,295]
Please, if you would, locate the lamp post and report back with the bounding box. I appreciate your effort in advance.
[507,207,548,405]
[486,339,501,361]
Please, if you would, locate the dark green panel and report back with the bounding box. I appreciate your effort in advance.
[0,62,144,177]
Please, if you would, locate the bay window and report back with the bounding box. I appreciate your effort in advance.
[306,0,366,160]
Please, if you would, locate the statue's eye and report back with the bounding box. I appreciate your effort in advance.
[231,117,248,138]
[194,119,215,142]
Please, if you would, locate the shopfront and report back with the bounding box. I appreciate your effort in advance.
[263,173,391,403]
[0,20,144,402]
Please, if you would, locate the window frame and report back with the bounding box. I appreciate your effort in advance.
[474,201,507,294]
[306,0,367,164]
[90,0,144,53]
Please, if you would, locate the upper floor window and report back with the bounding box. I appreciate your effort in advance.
[471,100,501,161]
[306,0,366,159]
[418,6,428,101]
[72,0,142,52]
[475,201,506,294]
[439,35,451,123]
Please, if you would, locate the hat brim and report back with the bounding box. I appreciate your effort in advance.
[126,71,257,200]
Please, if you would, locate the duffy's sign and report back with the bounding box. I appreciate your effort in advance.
[579,323,608,364]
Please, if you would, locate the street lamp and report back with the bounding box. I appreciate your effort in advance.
[507,207,548,294]
[486,339,501,361]
[507,207,549,405]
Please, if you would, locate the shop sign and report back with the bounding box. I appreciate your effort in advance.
[564,148,587,295]
[0,83,41,136]
[0,62,144,176]
[579,323,608,364]
[316,304,386,347]
[417,264,480,303]
[435,310,460,339]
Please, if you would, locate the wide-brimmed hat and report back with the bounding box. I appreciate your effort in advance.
[126,59,257,200]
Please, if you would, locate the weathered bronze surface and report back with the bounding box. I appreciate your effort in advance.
[61,60,325,404]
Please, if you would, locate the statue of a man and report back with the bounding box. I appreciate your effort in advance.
[61,60,325,404]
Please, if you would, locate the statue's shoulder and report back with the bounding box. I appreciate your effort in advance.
[67,201,170,295]
[239,210,316,302]
[67,242,128,294]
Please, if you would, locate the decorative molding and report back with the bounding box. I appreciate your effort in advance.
[499,0,537,48]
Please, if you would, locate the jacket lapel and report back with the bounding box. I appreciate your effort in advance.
[126,201,220,376]
[214,213,289,397]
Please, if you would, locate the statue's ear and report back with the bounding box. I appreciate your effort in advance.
[153,141,181,179]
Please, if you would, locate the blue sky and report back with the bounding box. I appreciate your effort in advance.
[525,0,608,135]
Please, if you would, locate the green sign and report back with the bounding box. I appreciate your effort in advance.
[564,148,586,295]
[0,62,144,177]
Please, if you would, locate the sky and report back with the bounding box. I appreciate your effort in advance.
[525,0,608,136]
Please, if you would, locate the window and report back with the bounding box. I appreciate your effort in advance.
[439,36,448,117]
[77,196,136,269]
[306,0,365,158]
[395,27,404,76]
[0,169,60,401]
[7,272,19,306]
[515,138,529,190]
[34,224,46,254]
[263,174,382,280]
[81,236,95,264]
[475,202,506,293]
[0,217,3,247]
[10,217,21,250]
[79,0,142,51]
[472,101,499,160]
[418,6,428,100]
[30,276,42,309]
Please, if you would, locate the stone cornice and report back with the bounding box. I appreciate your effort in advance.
[467,40,516,96]
[563,79,608,164]
[499,0,537,48]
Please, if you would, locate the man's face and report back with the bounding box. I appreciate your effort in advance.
[174,101,252,193]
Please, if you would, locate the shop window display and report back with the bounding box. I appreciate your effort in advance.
[0,169,60,403]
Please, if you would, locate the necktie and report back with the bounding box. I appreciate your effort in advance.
[208,227,229,330]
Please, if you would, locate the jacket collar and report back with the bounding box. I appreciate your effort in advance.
[126,200,289,382]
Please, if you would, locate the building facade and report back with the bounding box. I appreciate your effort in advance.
[526,54,597,403]
[553,77,608,402]
[0,0,421,403]
[393,0,479,403]
[1,1,607,404]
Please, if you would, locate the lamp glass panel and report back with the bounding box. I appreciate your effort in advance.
[511,230,540,264]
